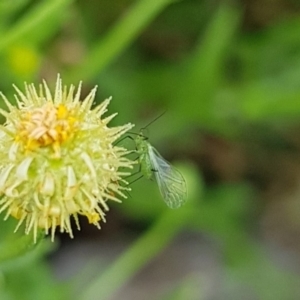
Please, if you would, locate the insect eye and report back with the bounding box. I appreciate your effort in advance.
[138,132,147,140]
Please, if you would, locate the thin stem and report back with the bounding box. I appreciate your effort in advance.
[68,0,174,82]
[0,0,73,53]
[0,230,45,264]
[80,208,191,300]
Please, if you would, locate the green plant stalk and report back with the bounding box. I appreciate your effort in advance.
[68,0,173,83]
[159,273,201,300]
[0,0,73,53]
[0,230,45,264]
[0,0,30,18]
[175,3,241,124]
[80,208,191,300]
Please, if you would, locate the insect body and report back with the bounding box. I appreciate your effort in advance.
[135,132,187,209]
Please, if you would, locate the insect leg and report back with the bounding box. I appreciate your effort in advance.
[114,135,134,146]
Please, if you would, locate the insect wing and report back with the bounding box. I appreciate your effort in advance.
[148,146,187,209]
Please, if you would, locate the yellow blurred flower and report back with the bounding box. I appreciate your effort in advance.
[7,45,40,78]
[0,75,134,242]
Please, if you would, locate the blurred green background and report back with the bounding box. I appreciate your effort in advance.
[1,0,300,299]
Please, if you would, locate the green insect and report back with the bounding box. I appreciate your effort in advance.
[134,131,187,209]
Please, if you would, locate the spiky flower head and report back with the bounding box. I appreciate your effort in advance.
[0,75,134,242]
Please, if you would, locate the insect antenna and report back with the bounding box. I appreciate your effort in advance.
[140,111,167,131]
[116,111,167,145]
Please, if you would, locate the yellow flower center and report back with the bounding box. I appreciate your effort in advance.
[16,103,78,156]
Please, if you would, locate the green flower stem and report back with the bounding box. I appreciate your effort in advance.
[0,231,45,264]
[174,3,241,125]
[159,273,201,300]
[0,0,73,52]
[68,0,173,83]
[80,208,191,300]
